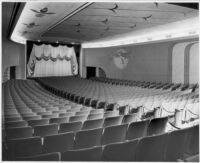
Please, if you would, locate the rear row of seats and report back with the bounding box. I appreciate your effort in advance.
[4,117,168,141]
[6,124,198,161]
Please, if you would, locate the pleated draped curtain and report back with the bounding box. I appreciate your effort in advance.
[27,44,78,77]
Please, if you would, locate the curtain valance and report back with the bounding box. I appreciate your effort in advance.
[27,43,78,77]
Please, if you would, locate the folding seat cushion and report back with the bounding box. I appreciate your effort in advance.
[90,100,98,108]
[75,110,90,116]
[147,117,168,136]
[135,133,168,161]
[59,121,82,133]
[126,120,150,140]
[102,139,139,161]
[7,136,42,160]
[102,124,128,145]
[78,97,85,104]
[74,128,103,149]
[28,119,49,127]
[69,115,88,123]
[87,113,104,120]
[84,98,91,106]
[31,108,46,113]
[43,132,74,153]
[90,109,104,114]
[106,103,119,111]
[82,119,104,130]
[42,114,59,119]
[104,111,119,118]
[5,120,28,128]
[97,101,107,109]
[165,128,188,161]
[122,113,138,124]
[6,126,33,139]
[61,146,102,161]
[103,115,123,127]
[23,115,41,121]
[17,152,61,161]
[49,117,69,124]
[33,124,59,137]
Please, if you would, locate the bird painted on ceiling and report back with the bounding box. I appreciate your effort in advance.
[109,3,118,14]
[31,7,55,17]
[23,22,40,28]
[101,18,108,24]
[19,31,28,35]
[130,24,136,29]
[143,14,152,21]
[76,29,80,33]
[75,23,81,27]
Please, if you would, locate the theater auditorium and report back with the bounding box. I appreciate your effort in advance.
[2,1,199,162]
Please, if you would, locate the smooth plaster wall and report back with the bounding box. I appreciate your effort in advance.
[82,38,198,83]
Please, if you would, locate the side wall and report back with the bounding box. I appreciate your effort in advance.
[2,37,26,81]
[82,38,198,83]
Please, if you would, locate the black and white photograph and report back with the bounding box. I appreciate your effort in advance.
[1,0,199,162]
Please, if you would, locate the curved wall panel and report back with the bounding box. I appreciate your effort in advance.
[189,43,199,84]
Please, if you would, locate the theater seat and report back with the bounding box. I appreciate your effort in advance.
[102,139,139,161]
[126,120,150,140]
[82,119,104,130]
[69,115,88,122]
[33,124,59,137]
[7,136,42,160]
[49,117,69,124]
[74,128,103,149]
[135,133,168,161]
[6,126,33,139]
[43,132,74,153]
[147,117,168,136]
[122,113,138,124]
[101,124,128,145]
[5,120,28,128]
[103,115,123,127]
[165,127,188,161]
[17,152,61,161]
[87,113,104,120]
[28,119,49,127]
[104,111,119,118]
[59,121,82,133]
[61,146,102,161]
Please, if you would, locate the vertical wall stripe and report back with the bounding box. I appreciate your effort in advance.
[184,43,196,84]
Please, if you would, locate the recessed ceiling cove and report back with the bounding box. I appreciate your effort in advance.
[11,2,198,44]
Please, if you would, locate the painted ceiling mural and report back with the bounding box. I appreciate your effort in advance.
[11,2,198,44]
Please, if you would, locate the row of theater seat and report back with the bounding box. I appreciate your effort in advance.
[4,116,168,140]
[37,77,199,126]
[2,79,199,161]
[6,124,199,161]
[91,77,199,91]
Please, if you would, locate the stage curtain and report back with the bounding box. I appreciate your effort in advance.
[27,44,78,77]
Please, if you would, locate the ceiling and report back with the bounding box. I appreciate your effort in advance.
[10,2,199,44]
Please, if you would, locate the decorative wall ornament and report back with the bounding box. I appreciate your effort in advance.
[109,4,118,13]
[113,49,129,69]
[31,7,56,17]
[23,22,40,28]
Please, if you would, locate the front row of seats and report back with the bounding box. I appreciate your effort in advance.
[11,124,199,161]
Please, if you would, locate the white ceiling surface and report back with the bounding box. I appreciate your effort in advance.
[11,2,199,44]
